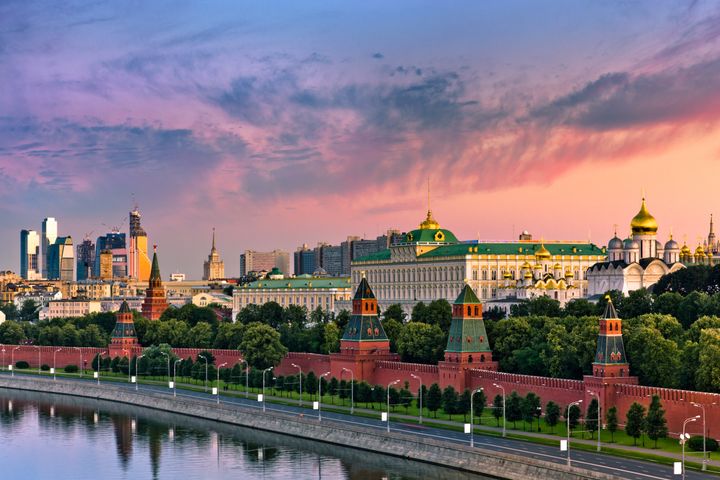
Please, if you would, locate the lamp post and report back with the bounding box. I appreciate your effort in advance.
[470,388,483,447]
[173,359,182,397]
[160,352,170,386]
[53,348,61,380]
[135,355,144,391]
[96,351,106,385]
[11,346,20,377]
[691,402,714,471]
[318,371,330,421]
[387,379,400,433]
[587,390,601,452]
[493,383,506,437]
[198,355,209,392]
[566,400,583,466]
[682,416,700,480]
[217,362,227,404]
[262,367,273,412]
[291,363,303,407]
[410,373,422,424]
[342,368,354,414]
[1,346,5,372]
[73,347,83,377]
[240,359,249,399]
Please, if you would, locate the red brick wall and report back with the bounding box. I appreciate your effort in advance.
[2,345,104,370]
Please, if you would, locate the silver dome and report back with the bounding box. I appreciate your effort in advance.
[623,238,640,249]
[664,238,679,250]
[608,236,623,249]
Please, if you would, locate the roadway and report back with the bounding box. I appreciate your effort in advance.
[0,371,713,480]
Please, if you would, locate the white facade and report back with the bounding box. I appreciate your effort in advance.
[46,299,102,319]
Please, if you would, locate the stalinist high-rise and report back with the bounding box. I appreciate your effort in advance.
[128,206,151,280]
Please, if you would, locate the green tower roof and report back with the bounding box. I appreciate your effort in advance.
[454,284,481,305]
[353,277,376,300]
[149,249,161,282]
[118,300,131,314]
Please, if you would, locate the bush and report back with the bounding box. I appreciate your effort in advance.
[688,435,719,452]
[64,365,79,373]
[40,364,50,371]
[15,361,29,369]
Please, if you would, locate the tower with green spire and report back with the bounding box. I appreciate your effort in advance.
[141,246,169,321]
[340,275,390,351]
[438,284,497,390]
[592,297,630,378]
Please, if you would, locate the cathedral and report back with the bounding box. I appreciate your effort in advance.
[587,198,686,295]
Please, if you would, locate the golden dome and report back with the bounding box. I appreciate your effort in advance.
[695,245,706,256]
[681,243,692,255]
[521,261,532,269]
[524,271,533,278]
[630,198,658,234]
[419,210,440,230]
[535,243,551,259]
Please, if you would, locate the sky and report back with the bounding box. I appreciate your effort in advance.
[1,0,720,278]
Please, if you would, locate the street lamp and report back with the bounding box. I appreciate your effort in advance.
[587,390,601,452]
[11,346,20,377]
[469,388,484,447]
[566,400,583,466]
[681,415,700,480]
[291,363,303,407]
[217,362,227,404]
[198,355,209,392]
[387,379,400,433]
[53,348,62,380]
[96,351,106,385]
[342,368,354,414]
[318,371,330,421]
[410,373,422,424]
[135,355,144,391]
[1,346,5,372]
[72,347,83,376]
[160,352,170,387]
[262,367,273,412]
[173,359,182,397]
[493,383,506,437]
[240,359,249,399]
[691,402,715,471]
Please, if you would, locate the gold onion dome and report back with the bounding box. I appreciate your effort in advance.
[630,198,658,234]
[681,243,692,255]
[419,210,441,230]
[534,243,551,259]
[696,245,707,256]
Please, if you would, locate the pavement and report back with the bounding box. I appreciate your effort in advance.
[1,370,716,480]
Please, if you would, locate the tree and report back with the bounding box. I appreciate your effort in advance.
[396,322,445,364]
[259,302,284,329]
[328,377,339,404]
[382,318,403,353]
[457,389,471,422]
[625,326,681,387]
[621,288,653,319]
[238,322,288,370]
[472,389,487,425]
[625,402,646,446]
[400,388,414,414]
[645,395,668,448]
[523,392,542,432]
[585,398,599,439]
[237,304,262,325]
[426,383,442,418]
[0,321,26,344]
[506,391,523,429]
[305,371,317,395]
[441,386,458,420]
[565,404,581,433]
[606,406,619,442]
[696,328,720,392]
[545,401,560,432]
[187,322,214,349]
[382,304,407,323]
[562,299,595,317]
[492,394,504,426]
[80,324,106,347]
[213,322,244,349]
[321,322,340,354]
[425,299,453,331]
[19,299,39,322]
[388,387,400,412]
[653,292,683,318]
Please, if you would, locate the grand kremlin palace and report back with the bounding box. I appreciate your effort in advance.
[351,209,607,312]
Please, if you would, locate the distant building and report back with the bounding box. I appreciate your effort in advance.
[20,229,41,280]
[46,299,102,319]
[94,232,128,278]
[98,249,113,280]
[192,292,232,309]
[294,244,316,276]
[314,243,342,276]
[169,273,186,282]
[203,228,225,281]
[128,206,151,281]
[232,275,352,320]
[41,217,57,279]
[76,238,96,281]
[141,247,169,320]
[47,236,74,281]
[239,249,289,276]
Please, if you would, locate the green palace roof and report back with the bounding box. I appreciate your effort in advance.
[242,277,351,290]
[403,228,459,244]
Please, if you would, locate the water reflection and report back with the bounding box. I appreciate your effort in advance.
[0,388,489,480]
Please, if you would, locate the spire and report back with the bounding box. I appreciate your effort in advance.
[593,295,630,378]
[149,245,161,285]
[210,227,217,253]
[602,295,618,319]
[445,284,492,359]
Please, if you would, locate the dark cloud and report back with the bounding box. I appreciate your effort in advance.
[372,52,384,59]
[530,57,720,130]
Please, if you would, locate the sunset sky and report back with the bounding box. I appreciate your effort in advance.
[2,1,720,278]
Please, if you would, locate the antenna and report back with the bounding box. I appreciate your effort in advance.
[427,176,431,212]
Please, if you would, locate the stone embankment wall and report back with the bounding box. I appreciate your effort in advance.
[0,376,620,480]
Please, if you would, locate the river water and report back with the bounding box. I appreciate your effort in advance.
[0,388,490,480]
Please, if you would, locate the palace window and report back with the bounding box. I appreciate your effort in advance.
[472,269,478,280]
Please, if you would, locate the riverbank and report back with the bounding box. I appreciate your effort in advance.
[0,375,619,480]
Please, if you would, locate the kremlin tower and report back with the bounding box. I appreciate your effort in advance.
[109,300,141,358]
[141,246,169,321]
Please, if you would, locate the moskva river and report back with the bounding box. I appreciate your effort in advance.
[0,388,489,480]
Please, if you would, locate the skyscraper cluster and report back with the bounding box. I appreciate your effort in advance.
[20,217,74,281]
